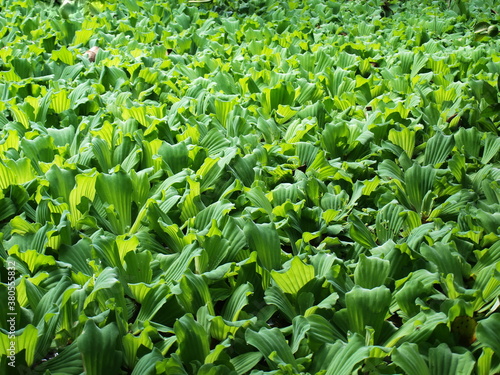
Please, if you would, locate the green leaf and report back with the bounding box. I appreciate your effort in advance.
[135,283,169,322]
[244,221,281,271]
[68,171,98,226]
[222,283,253,322]
[8,247,56,274]
[345,285,391,343]
[0,324,38,367]
[264,286,297,321]
[122,326,155,369]
[50,89,71,113]
[21,135,55,166]
[180,177,204,222]
[246,186,274,221]
[404,163,436,214]
[194,201,234,231]
[322,121,350,158]
[476,314,500,356]
[198,363,236,375]
[52,46,75,65]
[260,82,295,115]
[271,256,315,296]
[349,214,377,249]
[384,310,448,347]
[354,254,390,288]
[428,343,475,375]
[124,250,153,284]
[290,315,310,353]
[393,343,430,375]
[91,234,124,271]
[174,269,215,315]
[324,333,373,375]
[174,314,210,367]
[410,51,429,78]
[326,67,354,97]
[375,203,406,243]
[161,243,202,286]
[96,169,133,234]
[158,142,189,174]
[482,134,500,164]
[34,341,83,374]
[200,235,230,271]
[84,268,127,320]
[476,347,494,375]
[420,242,466,286]
[214,96,238,128]
[424,132,455,166]
[388,127,415,158]
[46,164,75,204]
[230,352,263,375]
[131,348,164,375]
[77,320,122,375]
[454,127,481,159]
[246,327,297,370]
[100,66,128,89]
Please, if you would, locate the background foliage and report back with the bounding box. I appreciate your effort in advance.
[0,0,499,373]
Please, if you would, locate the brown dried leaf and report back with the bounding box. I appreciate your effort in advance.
[84,46,99,62]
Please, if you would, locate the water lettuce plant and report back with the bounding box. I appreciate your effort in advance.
[0,0,499,373]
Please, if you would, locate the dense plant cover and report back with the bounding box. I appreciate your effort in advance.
[0,0,499,373]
